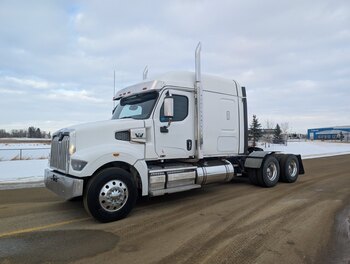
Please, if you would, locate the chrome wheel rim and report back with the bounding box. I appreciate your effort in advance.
[99,180,128,212]
[266,162,278,181]
[288,160,298,178]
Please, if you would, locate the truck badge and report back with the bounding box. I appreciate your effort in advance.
[51,175,59,182]
[135,133,144,138]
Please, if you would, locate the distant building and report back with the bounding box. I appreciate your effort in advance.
[307,126,350,141]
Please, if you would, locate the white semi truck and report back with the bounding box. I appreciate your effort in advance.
[45,43,304,222]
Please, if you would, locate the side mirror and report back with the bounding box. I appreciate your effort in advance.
[163,96,174,118]
[160,96,174,133]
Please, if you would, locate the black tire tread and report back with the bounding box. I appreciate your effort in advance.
[279,154,299,183]
[257,155,280,188]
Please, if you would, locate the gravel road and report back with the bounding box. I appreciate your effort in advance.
[0,155,349,264]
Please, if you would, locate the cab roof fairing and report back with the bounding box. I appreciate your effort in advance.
[113,80,165,101]
[112,71,244,101]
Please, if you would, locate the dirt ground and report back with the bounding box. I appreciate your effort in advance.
[0,155,349,264]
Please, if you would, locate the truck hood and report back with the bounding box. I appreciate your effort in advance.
[57,119,145,151]
[65,119,144,133]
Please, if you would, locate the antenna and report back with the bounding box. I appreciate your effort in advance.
[113,70,116,108]
[143,65,148,80]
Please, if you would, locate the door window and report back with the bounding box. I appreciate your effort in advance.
[160,95,188,122]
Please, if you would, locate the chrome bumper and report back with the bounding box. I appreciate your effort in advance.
[44,169,84,200]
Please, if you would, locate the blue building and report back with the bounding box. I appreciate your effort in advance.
[307,126,350,141]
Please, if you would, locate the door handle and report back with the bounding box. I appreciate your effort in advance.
[187,140,192,151]
[160,126,169,133]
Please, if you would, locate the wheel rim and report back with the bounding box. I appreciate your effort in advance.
[99,180,128,212]
[288,160,298,178]
[266,162,278,181]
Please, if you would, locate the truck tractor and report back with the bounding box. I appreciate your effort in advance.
[45,43,304,222]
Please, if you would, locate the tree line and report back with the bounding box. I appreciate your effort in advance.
[0,127,51,138]
[249,115,287,147]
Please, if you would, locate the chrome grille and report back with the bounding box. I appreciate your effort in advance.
[50,134,70,172]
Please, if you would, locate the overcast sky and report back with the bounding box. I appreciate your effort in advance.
[0,0,349,133]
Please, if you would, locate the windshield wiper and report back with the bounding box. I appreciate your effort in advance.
[119,116,135,119]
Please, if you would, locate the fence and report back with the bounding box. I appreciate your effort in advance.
[0,147,50,161]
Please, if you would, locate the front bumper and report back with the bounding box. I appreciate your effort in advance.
[44,169,84,200]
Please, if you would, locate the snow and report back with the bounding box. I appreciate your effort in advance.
[0,159,47,190]
[0,141,350,190]
[0,143,50,161]
[0,137,50,142]
[260,141,350,159]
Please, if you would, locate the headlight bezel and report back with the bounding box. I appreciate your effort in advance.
[69,130,76,156]
[71,159,88,171]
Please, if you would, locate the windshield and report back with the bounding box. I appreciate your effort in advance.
[112,91,158,120]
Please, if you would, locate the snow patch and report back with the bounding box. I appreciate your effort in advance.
[0,143,50,161]
[261,141,350,159]
[0,159,47,189]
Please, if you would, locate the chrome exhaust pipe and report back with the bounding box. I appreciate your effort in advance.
[195,42,201,83]
[195,42,204,159]
[143,65,148,80]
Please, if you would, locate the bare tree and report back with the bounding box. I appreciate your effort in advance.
[265,119,275,145]
[280,122,289,145]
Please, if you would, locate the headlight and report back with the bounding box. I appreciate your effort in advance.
[71,159,87,171]
[69,130,76,155]
[69,144,76,155]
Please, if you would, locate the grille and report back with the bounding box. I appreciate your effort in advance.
[50,134,70,172]
[115,131,130,141]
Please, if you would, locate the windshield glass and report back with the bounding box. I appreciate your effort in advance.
[112,91,158,120]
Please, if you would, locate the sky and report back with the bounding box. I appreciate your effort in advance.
[0,0,349,134]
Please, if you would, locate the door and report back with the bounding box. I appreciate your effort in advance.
[153,89,195,159]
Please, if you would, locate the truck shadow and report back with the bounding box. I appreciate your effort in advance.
[136,177,252,207]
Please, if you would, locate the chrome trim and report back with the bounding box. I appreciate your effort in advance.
[167,170,196,188]
[147,160,234,195]
[149,174,166,191]
[149,166,197,174]
[44,169,83,200]
[99,179,128,212]
[150,184,201,196]
[289,160,298,177]
[196,160,234,185]
[266,162,278,181]
[50,134,70,173]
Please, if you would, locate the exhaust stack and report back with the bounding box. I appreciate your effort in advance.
[195,42,203,159]
[143,65,148,80]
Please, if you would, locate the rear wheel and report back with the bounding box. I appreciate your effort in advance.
[257,155,280,187]
[83,168,137,223]
[279,154,299,183]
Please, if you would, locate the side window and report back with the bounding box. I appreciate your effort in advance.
[160,95,188,122]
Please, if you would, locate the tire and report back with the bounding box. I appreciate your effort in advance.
[279,154,299,183]
[83,168,138,223]
[257,155,280,187]
[247,168,259,186]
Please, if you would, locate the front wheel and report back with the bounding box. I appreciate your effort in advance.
[83,168,137,223]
